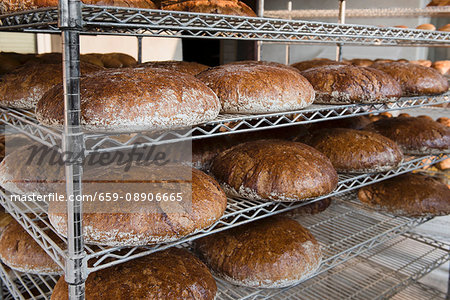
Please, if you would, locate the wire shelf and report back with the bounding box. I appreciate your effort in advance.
[1,93,449,154]
[1,5,450,46]
[264,6,450,19]
[215,234,449,299]
[0,263,57,300]
[1,234,447,300]
[0,152,446,277]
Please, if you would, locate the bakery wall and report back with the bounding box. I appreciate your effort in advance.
[261,0,434,63]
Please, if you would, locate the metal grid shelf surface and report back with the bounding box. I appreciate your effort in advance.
[215,234,450,299]
[0,153,446,276]
[1,5,450,46]
[264,6,450,19]
[0,263,57,300]
[391,281,447,300]
[1,92,449,154]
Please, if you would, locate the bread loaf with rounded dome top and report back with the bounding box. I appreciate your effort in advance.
[162,0,256,17]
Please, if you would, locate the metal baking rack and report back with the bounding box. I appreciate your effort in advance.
[0,153,446,278]
[1,1,450,298]
[1,5,450,46]
[1,92,449,153]
[264,6,450,19]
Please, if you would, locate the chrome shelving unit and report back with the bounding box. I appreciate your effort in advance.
[1,92,449,153]
[0,153,446,276]
[215,234,450,300]
[1,1,450,299]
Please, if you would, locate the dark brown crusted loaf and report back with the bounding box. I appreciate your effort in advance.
[358,173,450,217]
[51,248,217,300]
[283,198,332,217]
[0,211,13,236]
[48,165,227,246]
[302,128,404,173]
[0,62,103,109]
[0,0,156,13]
[0,221,63,274]
[364,117,450,155]
[370,62,449,96]
[36,67,220,132]
[140,60,210,76]
[306,115,372,132]
[196,62,315,113]
[162,0,257,17]
[291,58,348,72]
[192,136,236,171]
[194,216,322,288]
[300,65,402,104]
[210,140,338,202]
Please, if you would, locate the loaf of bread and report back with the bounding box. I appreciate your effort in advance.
[300,65,402,104]
[410,60,432,68]
[365,117,450,155]
[0,221,63,274]
[82,53,137,68]
[302,128,403,173]
[427,0,450,6]
[348,58,373,67]
[0,211,13,236]
[192,136,235,171]
[0,62,103,109]
[438,24,450,31]
[48,165,227,246]
[416,24,436,30]
[210,140,338,201]
[358,173,450,217]
[432,60,450,75]
[370,62,449,96]
[306,115,371,132]
[194,216,322,288]
[196,62,315,113]
[1,0,156,13]
[162,0,256,17]
[51,248,216,300]
[437,117,450,127]
[283,198,332,217]
[36,67,220,132]
[291,58,348,72]
[141,60,210,76]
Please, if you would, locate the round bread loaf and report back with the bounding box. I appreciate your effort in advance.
[300,65,402,104]
[1,0,156,13]
[301,128,403,173]
[0,221,63,274]
[438,24,450,31]
[364,117,450,155]
[432,60,450,75]
[36,67,220,132]
[416,23,436,30]
[210,140,338,202]
[410,60,432,68]
[283,198,332,217]
[194,216,322,288]
[0,62,103,109]
[51,248,216,300]
[291,58,348,72]
[348,58,373,67]
[358,173,450,217]
[0,211,13,236]
[141,60,210,76]
[227,60,300,72]
[162,0,256,17]
[48,165,227,246]
[428,0,450,6]
[370,62,449,96]
[196,62,315,113]
[437,117,450,127]
[192,136,235,171]
[307,115,372,132]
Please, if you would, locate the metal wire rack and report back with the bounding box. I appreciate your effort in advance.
[264,6,450,19]
[0,152,446,277]
[1,5,450,46]
[214,234,450,299]
[1,92,449,153]
[391,281,446,300]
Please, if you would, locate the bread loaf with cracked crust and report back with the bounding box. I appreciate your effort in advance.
[36,67,220,132]
[0,62,103,109]
[51,248,217,300]
[196,62,315,113]
[358,173,450,217]
[301,128,404,173]
[210,140,338,202]
[0,221,63,274]
[1,0,156,13]
[364,117,450,155]
[162,0,256,17]
[370,62,449,96]
[300,65,402,104]
[291,58,348,72]
[0,211,13,236]
[194,216,322,288]
[140,60,210,76]
[48,165,227,246]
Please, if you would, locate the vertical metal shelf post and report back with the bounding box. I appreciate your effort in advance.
[256,0,265,60]
[59,0,87,299]
[336,0,346,61]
